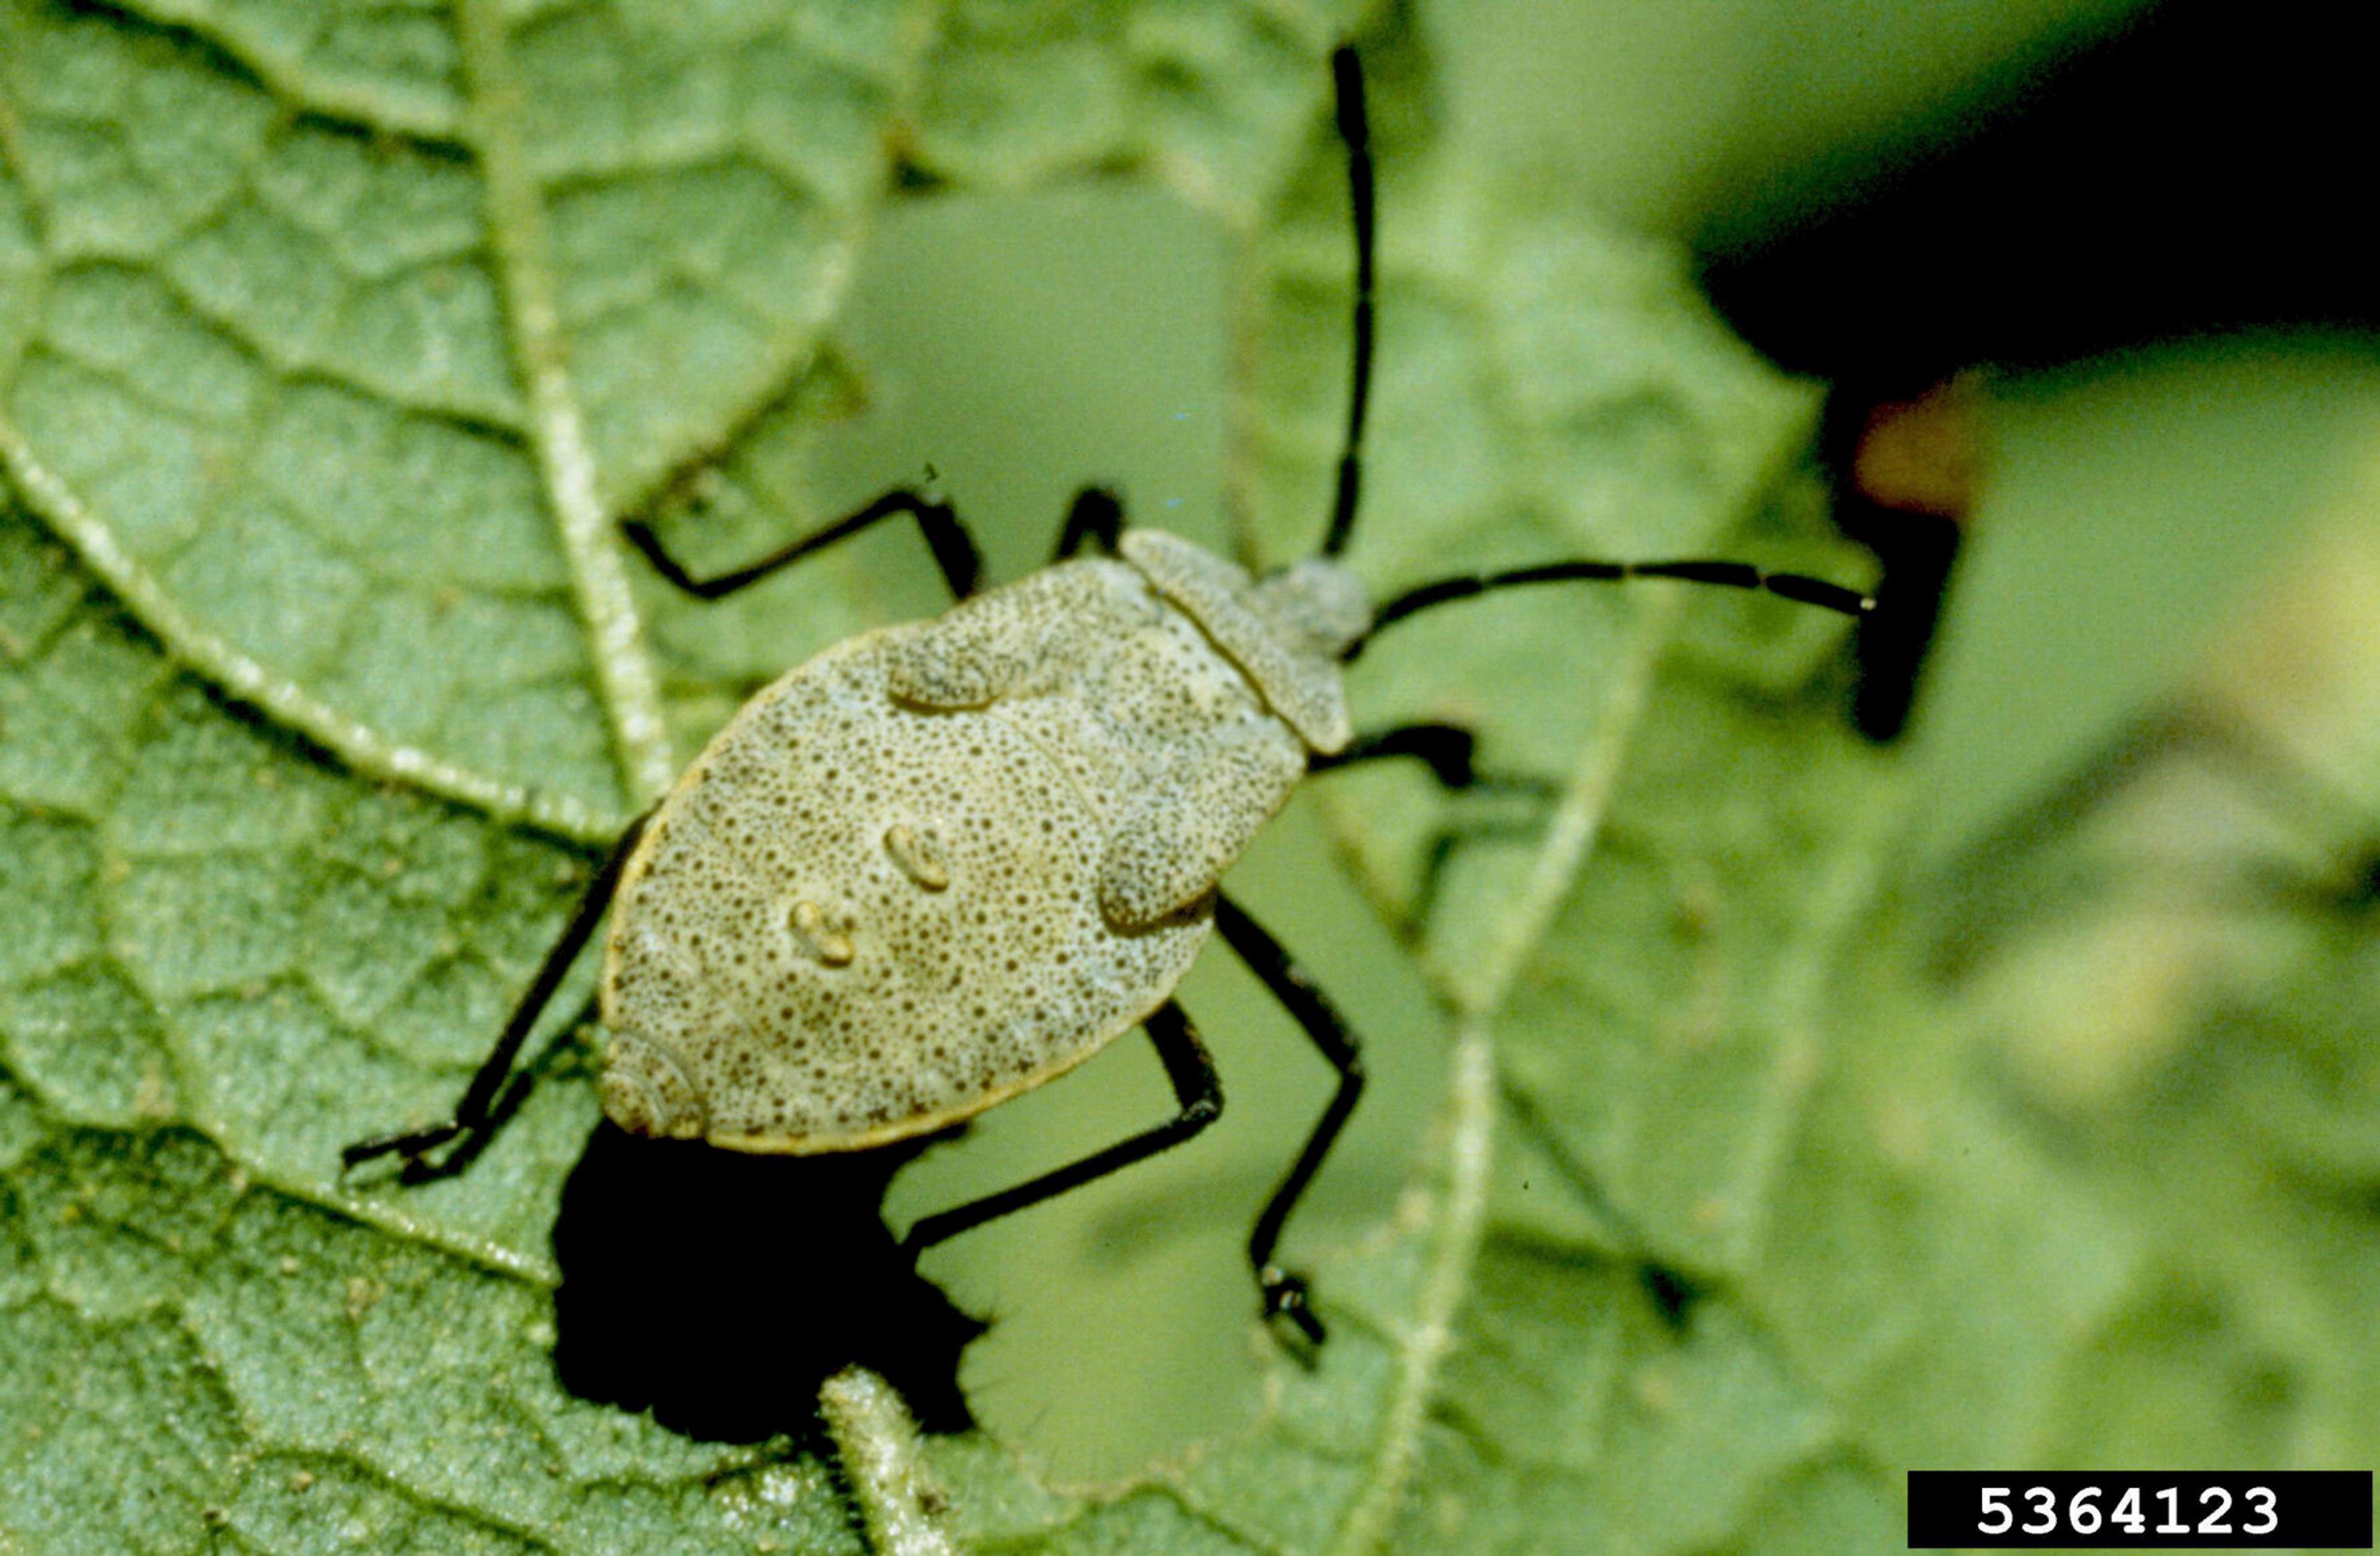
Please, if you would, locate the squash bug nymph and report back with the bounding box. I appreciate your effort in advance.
[344,48,1873,1347]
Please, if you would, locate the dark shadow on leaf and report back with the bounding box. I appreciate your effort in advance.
[1637,1261,1709,1333]
[1406,784,1557,931]
[552,1122,985,1444]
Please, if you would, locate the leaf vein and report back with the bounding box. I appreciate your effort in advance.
[455,0,674,810]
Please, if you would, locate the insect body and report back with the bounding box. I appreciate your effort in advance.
[345,49,1873,1345]
[600,533,1364,1152]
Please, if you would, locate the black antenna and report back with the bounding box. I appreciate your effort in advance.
[1316,45,1877,652]
[1346,560,1874,660]
[1320,46,1375,558]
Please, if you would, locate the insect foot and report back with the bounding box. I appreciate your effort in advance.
[1261,1264,1328,1348]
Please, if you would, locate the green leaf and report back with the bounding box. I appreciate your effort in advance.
[0,1090,871,1555]
[0,498,601,1271]
[0,0,1386,832]
[0,0,939,825]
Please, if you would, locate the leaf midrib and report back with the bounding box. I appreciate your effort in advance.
[454,0,674,813]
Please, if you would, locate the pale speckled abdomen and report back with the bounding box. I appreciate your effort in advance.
[597,637,1215,1151]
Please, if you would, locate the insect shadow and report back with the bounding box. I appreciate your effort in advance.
[360,998,987,1439]
[550,1122,984,1444]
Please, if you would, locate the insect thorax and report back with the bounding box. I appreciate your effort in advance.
[596,535,1355,1154]
[1116,530,1367,753]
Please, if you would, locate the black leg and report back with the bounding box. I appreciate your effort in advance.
[408,990,602,1182]
[624,483,982,601]
[901,1001,1222,1255]
[1311,722,1559,803]
[1052,485,1125,560]
[1214,893,1364,1345]
[1314,725,1557,931]
[1312,723,1481,789]
[343,811,651,1180]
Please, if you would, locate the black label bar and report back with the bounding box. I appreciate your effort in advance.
[1907,1470,2373,1548]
